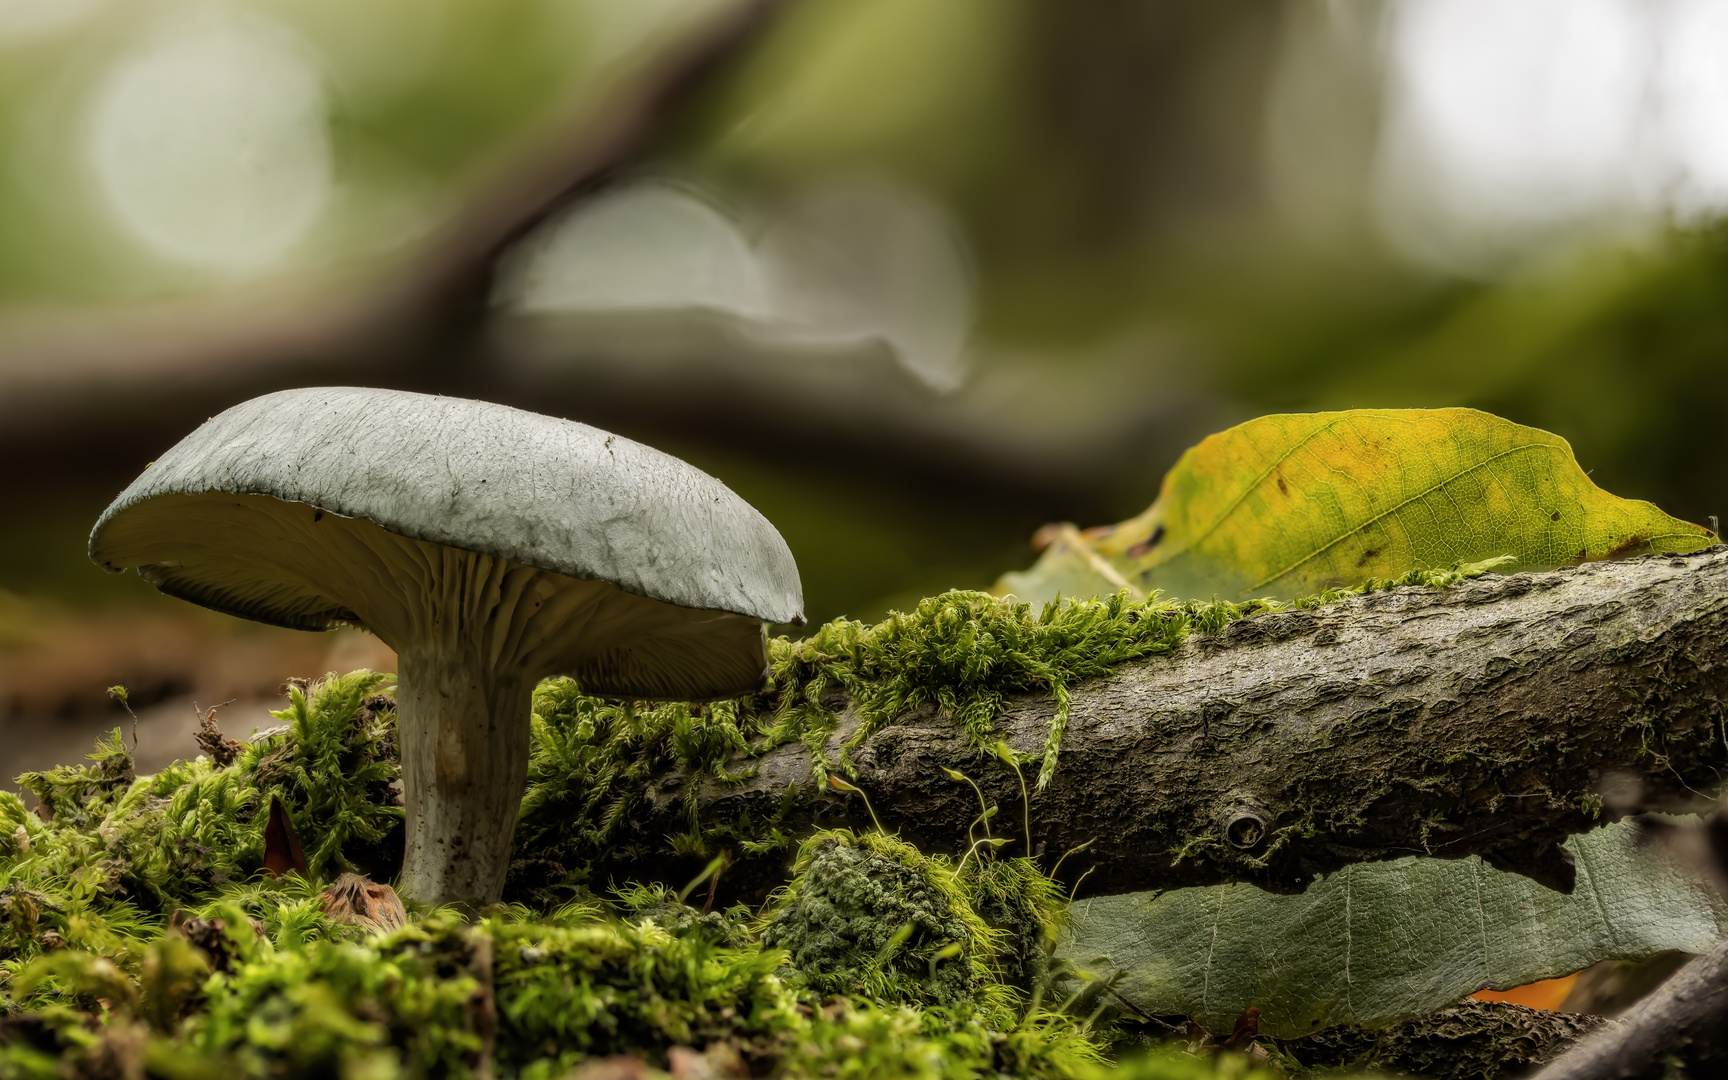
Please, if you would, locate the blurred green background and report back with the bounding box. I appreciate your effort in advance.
[2,0,1726,763]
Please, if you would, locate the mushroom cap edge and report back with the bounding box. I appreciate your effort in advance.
[87,386,805,628]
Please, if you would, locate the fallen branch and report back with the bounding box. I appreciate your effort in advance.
[1531,936,1728,1079]
[608,548,1728,901]
[1276,1000,1617,1080]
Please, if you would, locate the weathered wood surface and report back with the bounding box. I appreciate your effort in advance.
[1532,935,1728,1079]
[616,547,1728,901]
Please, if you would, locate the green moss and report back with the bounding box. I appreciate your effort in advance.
[770,998,1119,1080]
[761,590,1195,791]
[514,572,1504,898]
[969,856,1070,994]
[611,882,756,949]
[18,728,136,831]
[0,672,402,983]
[0,862,1165,1080]
[511,589,1194,903]
[247,674,404,882]
[761,829,1014,1017]
[1,910,792,1078]
[0,670,1114,1076]
[2,903,1262,1079]
[0,577,1500,1077]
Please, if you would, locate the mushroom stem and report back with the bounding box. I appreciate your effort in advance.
[396,647,534,909]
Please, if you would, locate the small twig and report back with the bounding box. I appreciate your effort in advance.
[1098,983,1183,1033]
[703,851,727,914]
[193,699,243,767]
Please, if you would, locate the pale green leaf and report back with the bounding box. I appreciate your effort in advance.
[998,409,1715,605]
[1059,818,1728,1037]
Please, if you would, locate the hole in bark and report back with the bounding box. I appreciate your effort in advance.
[1224,809,1268,850]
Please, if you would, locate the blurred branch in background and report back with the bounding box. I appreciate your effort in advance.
[5,0,1728,782]
[0,0,1279,629]
[0,0,788,411]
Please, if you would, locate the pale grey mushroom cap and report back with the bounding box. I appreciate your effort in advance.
[89,387,804,699]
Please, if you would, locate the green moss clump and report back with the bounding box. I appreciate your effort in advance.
[0,672,401,977]
[0,908,795,1079]
[611,882,756,949]
[763,589,1198,791]
[969,855,1070,994]
[0,876,1263,1079]
[762,829,1012,1015]
[489,908,796,1076]
[509,684,764,906]
[772,997,1115,1080]
[18,729,135,831]
[246,674,403,883]
[3,910,1251,1079]
[756,827,1075,1024]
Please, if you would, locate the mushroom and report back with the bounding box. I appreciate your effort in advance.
[89,387,803,907]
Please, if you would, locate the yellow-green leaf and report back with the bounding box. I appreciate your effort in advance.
[997,408,1714,604]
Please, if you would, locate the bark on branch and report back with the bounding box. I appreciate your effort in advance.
[1532,935,1728,1079]
[613,548,1728,902]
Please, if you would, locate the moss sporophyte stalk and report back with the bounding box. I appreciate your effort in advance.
[0,576,1498,1077]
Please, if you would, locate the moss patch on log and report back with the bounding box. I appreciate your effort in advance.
[512,569,1497,902]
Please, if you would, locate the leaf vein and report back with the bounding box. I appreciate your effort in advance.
[1248,442,1560,594]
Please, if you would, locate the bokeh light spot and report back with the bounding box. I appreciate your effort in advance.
[507,180,766,316]
[0,0,108,43]
[757,178,972,392]
[501,176,973,391]
[86,15,332,276]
